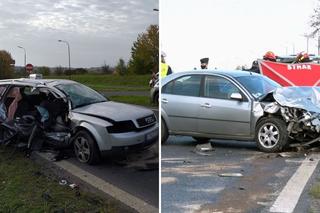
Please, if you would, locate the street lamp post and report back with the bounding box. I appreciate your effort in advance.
[17,46,26,69]
[58,40,71,77]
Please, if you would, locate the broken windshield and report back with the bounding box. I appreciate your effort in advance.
[236,75,280,99]
[56,83,107,109]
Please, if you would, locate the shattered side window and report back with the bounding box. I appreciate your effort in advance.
[0,103,6,122]
[0,85,7,99]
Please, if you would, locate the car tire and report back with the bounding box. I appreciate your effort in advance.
[255,117,288,153]
[73,130,101,165]
[161,118,169,144]
[192,137,210,144]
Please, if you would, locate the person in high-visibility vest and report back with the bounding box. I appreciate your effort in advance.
[161,51,172,78]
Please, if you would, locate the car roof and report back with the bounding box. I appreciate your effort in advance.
[162,70,261,84]
[0,78,76,87]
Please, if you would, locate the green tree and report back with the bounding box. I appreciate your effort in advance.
[73,68,88,74]
[115,58,127,75]
[101,63,112,74]
[54,66,65,75]
[36,66,51,76]
[128,25,159,75]
[0,50,15,79]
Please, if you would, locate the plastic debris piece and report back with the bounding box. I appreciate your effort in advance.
[195,143,214,152]
[218,173,243,177]
[69,183,78,189]
[59,179,67,185]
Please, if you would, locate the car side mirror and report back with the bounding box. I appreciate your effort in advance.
[230,92,243,101]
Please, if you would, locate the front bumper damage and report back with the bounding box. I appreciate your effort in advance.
[261,87,320,146]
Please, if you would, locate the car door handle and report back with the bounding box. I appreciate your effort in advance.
[200,103,212,108]
[162,98,168,103]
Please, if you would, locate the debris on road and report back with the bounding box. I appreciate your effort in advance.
[195,143,214,152]
[69,183,78,189]
[59,179,67,186]
[277,152,304,158]
[218,173,243,177]
[192,143,214,156]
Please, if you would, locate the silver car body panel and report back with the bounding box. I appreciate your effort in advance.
[161,71,273,140]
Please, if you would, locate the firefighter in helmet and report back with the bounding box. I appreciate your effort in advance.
[295,52,311,63]
[263,51,277,62]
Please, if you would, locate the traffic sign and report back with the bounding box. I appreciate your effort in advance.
[26,63,33,73]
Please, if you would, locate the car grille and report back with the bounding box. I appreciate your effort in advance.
[107,121,136,133]
[136,114,156,127]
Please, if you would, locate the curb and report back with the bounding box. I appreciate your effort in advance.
[34,152,158,213]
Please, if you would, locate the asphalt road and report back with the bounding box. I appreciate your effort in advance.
[162,135,320,213]
[66,144,159,208]
[63,109,159,208]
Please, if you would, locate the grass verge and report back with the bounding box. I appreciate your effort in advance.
[110,95,156,107]
[310,182,320,199]
[47,74,150,92]
[0,147,118,212]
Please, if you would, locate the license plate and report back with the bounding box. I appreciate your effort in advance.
[146,130,158,141]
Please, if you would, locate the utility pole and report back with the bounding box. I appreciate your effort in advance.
[58,39,71,79]
[17,46,26,70]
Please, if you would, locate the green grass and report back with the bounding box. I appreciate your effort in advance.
[47,74,150,92]
[0,147,118,212]
[110,95,154,107]
[310,182,320,199]
[47,74,153,107]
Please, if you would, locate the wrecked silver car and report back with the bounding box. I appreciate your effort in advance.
[161,70,320,152]
[0,78,158,164]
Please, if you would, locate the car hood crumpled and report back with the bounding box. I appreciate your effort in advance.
[272,87,320,113]
[262,86,320,143]
[72,101,154,122]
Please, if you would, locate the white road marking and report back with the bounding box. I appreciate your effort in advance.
[270,154,320,213]
[37,152,158,213]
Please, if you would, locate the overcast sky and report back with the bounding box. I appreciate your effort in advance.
[0,0,158,68]
[161,0,319,71]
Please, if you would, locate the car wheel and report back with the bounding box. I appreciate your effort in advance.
[73,130,101,165]
[255,117,288,153]
[192,137,210,144]
[161,118,169,144]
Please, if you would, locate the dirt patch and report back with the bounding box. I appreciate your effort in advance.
[161,162,242,177]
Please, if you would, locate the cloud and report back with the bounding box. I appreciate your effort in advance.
[0,0,158,67]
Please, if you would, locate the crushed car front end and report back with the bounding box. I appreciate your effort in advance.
[260,86,320,145]
[71,107,158,152]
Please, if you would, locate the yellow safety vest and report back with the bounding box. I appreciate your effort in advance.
[161,63,169,78]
